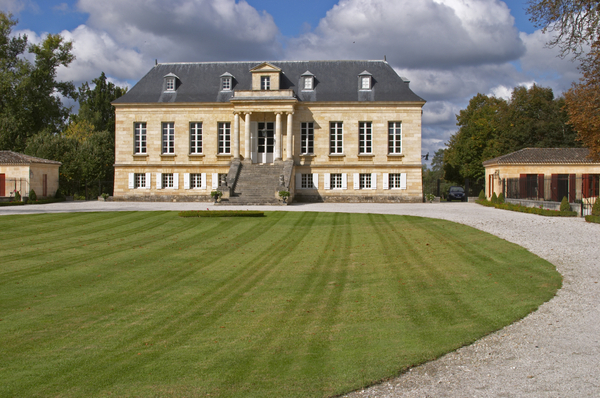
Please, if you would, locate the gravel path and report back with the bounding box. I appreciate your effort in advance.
[2,201,599,397]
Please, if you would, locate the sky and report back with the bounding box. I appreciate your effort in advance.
[1,0,582,162]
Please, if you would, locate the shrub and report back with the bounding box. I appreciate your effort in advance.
[585,215,600,224]
[478,190,486,200]
[497,192,505,204]
[560,196,571,212]
[592,197,600,216]
[14,191,21,202]
[29,189,37,201]
[491,192,498,204]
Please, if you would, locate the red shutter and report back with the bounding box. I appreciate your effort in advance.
[569,174,576,202]
[538,174,544,200]
[0,174,4,197]
[488,174,492,198]
[551,174,558,202]
[519,174,527,199]
[582,174,590,198]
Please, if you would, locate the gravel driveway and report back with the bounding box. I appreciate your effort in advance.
[2,201,599,397]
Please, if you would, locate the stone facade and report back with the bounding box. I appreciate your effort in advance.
[113,61,426,203]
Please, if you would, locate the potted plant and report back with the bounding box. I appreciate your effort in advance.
[425,193,435,203]
[278,190,290,204]
[99,193,109,201]
[211,190,222,203]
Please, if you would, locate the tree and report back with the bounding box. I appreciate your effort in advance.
[527,0,600,59]
[72,72,127,134]
[564,44,600,161]
[0,12,75,152]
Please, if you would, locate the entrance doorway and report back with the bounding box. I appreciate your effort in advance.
[252,122,274,164]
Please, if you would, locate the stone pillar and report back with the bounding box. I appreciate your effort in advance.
[244,112,252,160]
[233,112,240,159]
[275,112,282,160]
[286,112,294,160]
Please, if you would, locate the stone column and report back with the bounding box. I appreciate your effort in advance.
[286,112,294,160]
[275,112,282,160]
[244,112,252,160]
[233,112,240,159]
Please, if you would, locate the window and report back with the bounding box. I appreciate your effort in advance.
[261,76,270,90]
[190,122,202,154]
[301,174,315,189]
[162,173,174,188]
[190,173,203,189]
[359,122,372,154]
[166,77,175,91]
[389,173,403,189]
[304,77,313,90]
[162,122,175,154]
[301,122,314,154]
[388,122,402,154]
[331,173,343,189]
[330,122,343,154]
[222,77,231,91]
[135,173,147,189]
[218,122,231,154]
[134,122,147,154]
[359,173,372,189]
[219,173,228,186]
[361,76,371,89]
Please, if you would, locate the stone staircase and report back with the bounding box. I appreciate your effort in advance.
[223,161,286,205]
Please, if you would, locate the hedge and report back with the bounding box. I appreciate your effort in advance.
[476,200,578,217]
[179,210,265,218]
[585,215,600,224]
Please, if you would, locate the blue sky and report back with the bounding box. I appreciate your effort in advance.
[1,0,580,160]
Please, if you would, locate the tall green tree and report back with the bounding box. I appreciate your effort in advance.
[0,12,75,152]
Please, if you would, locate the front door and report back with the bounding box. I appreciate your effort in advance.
[255,122,274,164]
[0,174,4,197]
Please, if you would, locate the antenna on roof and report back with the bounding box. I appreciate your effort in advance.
[155,59,158,66]
[384,55,386,62]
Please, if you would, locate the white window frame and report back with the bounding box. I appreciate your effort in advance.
[162,173,175,189]
[388,122,402,154]
[166,77,175,91]
[359,122,372,154]
[304,76,313,90]
[261,76,270,90]
[134,122,146,154]
[328,173,347,190]
[301,122,314,154]
[296,173,318,189]
[135,173,146,189]
[330,122,343,154]
[184,173,206,189]
[218,122,231,154]
[361,76,371,90]
[222,77,231,91]
[387,173,407,190]
[162,122,175,154]
[190,122,202,154]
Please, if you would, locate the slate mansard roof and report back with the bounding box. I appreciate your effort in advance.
[483,148,598,166]
[113,60,425,104]
[0,151,61,165]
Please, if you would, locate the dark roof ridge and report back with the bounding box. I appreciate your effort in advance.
[0,150,61,165]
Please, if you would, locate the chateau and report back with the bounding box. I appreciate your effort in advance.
[112,60,425,203]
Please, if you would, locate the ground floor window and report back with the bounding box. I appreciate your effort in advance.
[163,173,174,188]
[301,174,315,189]
[331,173,343,189]
[219,173,228,186]
[191,174,202,189]
[387,173,407,189]
[135,173,147,189]
[359,173,372,189]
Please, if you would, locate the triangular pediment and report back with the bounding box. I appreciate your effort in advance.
[250,62,281,73]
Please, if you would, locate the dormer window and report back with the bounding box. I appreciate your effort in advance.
[261,76,270,90]
[301,70,315,90]
[220,72,234,91]
[164,73,179,92]
[358,71,372,90]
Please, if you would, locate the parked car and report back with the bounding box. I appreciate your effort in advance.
[447,186,466,202]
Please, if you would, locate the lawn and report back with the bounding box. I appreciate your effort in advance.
[0,211,561,397]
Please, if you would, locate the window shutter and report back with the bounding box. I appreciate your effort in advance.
[201,173,207,189]
[400,173,407,189]
[353,173,360,190]
[145,173,151,189]
[519,174,527,199]
[551,174,558,201]
[128,173,134,189]
[371,173,377,189]
[212,173,219,190]
[173,173,179,190]
[342,173,347,189]
[296,173,302,189]
[538,174,545,200]
[184,173,190,189]
[156,173,162,189]
[569,174,576,202]
[324,173,330,189]
[582,174,590,198]
[383,173,389,190]
[312,173,318,189]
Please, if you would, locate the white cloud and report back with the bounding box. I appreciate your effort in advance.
[0,0,33,14]
[286,0,525,69]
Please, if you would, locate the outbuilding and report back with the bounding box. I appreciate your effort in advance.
[0,151,61,200]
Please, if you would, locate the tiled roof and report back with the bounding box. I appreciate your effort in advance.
[0,151,61,165]
[483,148,598,166]
[113,60,426,104]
